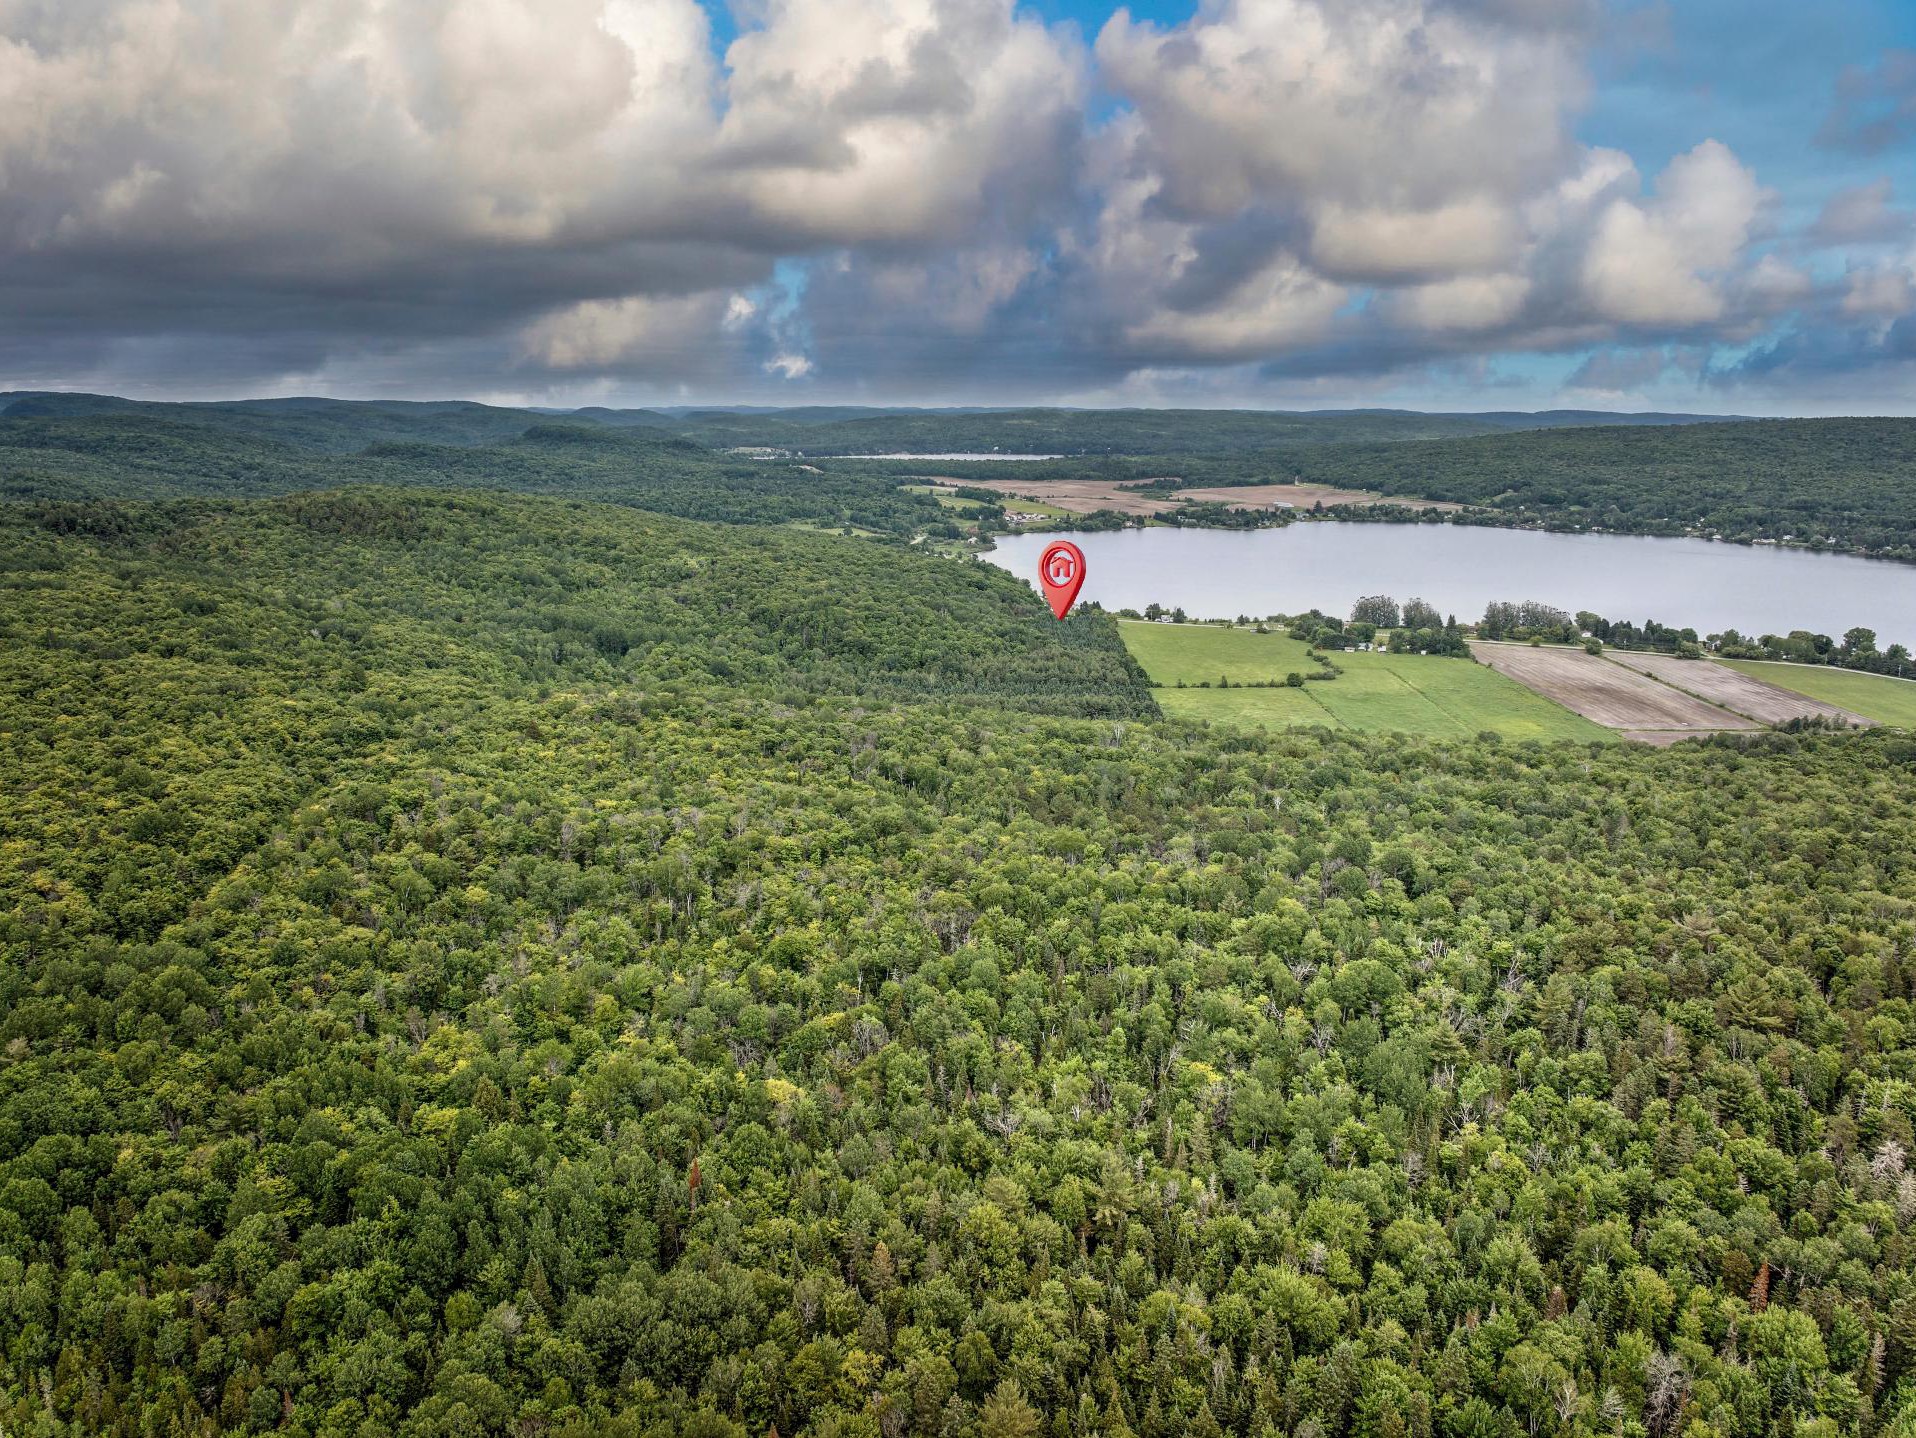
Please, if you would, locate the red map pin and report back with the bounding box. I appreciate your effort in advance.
[1038,540,1087,620]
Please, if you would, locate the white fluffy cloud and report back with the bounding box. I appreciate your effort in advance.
[717,0,1082,245]
[1074,0,1798,376]
[1094,0,1584,221]
[1581,141,1768,327]
[0,0,1865,400]
[0,0,1081,389]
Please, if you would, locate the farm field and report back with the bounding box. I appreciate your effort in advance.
[1118,620,1319,684]
[1472,641,1754,737]
[1173,481,1465,511]
[902,483,990,511]
[928,475,1462,518]
[1604,650,1872,726]
[1719,659,1916,725]
[1153,683,1340,728]
[1124,623,1610,740]
[929,477,1177,516]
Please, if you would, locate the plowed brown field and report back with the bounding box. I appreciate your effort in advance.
[1602,651,1871,727]
[927,477,1464,516]
[1173,483,1465,512]
[926,479,1176,516]
[1470,643,1756,736]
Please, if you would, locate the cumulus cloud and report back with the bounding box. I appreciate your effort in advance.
[0,0,1894,405]
[0,0,1081,392]
[1094,0,1585,222]
[1581,141,1766,327]
[1810,179,1913,246]
[1841,252,1916,321]
[716,0,1083,246]
[1070,1,1785,381]
[524,292,739,370]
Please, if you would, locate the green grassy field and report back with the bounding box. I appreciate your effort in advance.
[1003,499,1076,520]
[1124,622,1610,741]
[785,519,888,538]
[1719,659,1916,725]
[1119,621,1320,684]
[1154,684,1341,728]
[901,484,990,511]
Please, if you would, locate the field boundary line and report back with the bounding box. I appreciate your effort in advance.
[1599,652,1761,723]
[1387,663,1489,738]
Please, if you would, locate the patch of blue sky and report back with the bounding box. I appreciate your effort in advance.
[1583,0,1916,229]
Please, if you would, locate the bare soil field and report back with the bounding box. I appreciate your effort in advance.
[1603,651,1872,727]
[925,478,1178,517]
[1470,642,1756,736]
[926,476,1464,517]
[1173,482,1466,512]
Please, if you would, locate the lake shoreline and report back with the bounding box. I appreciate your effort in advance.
[981,503,1916,568]
[983,521,1916,648]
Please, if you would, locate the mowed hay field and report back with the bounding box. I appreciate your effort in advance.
[1719,659,1916,726]
[1605,651,1871,727]
[1123,623,1610,740]
[1471,642,1755,739]
[1120,620,1320,684]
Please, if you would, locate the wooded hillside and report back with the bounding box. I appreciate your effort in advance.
[4,481,1916,1438]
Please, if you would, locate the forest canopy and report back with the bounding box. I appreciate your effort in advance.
[3,421,1916,1438]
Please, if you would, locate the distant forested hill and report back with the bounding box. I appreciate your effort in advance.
[0,392,556,451]
[0,413,945,535]
[656,405,1735,455]
[7,400,1916,557]
[1277,418,1916,553]
[1,393,1737,459]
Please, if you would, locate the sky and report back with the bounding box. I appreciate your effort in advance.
[3,0,1915,414]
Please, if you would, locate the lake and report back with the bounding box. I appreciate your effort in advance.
[984,523,1916,644]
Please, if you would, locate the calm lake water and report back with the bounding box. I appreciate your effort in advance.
[985,523,1916,644]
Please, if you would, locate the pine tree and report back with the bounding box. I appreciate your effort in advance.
[980,1379,1042,1438]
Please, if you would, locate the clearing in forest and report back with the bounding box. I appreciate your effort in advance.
[1170,482,1465,511]
[1471,642,1755,739]
[926,477,1178,516]
[1123,623,1609,741]
[923,476,1461,518]
[1603,650,1871,727]
[1718,659,1916,726]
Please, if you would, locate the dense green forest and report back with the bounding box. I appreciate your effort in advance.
[0,394,560,453]
[11,399,1916,564]
[640,408,1728,456]
[781,418,1916,562]
[0,415,943,537]
[6,472,1916,1438]
[0,394,1733,461]
[1272,421,1916,558]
